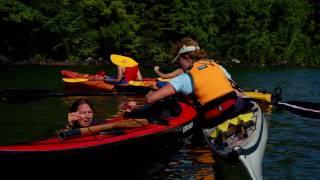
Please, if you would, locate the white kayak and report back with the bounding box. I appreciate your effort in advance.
[203,102,268,180]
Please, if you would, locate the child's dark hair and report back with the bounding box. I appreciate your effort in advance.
[70,99,94,112]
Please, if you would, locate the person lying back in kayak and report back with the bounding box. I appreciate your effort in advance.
[66,98,96,129]
[146,37,250,128]
[58,98,149,139]
[66,98,140,129]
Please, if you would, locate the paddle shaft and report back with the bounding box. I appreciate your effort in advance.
[246,97,320,119]
[32,92,137,97]
[58,118,149,139]
[0,89,139,103]
[276,101,320,119]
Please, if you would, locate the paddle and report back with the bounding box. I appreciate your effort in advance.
[62,77,157,83]
[58,118,149,139]
[246,87,320,119]
[275,101,320,119]
[62,78,88,83]
[0,88,137,103]
[110,54,138,67]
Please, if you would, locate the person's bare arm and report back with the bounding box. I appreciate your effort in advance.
[105,66,123,83]
[137,69,143,80]
[145,83,176,104]
[154,66,183,79]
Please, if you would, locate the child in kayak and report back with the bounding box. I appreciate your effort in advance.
[91,51,143,84]
[87,65,142,84]
[104,65,143,84]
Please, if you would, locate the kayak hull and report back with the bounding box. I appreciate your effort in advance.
[203,102,267,180]
[61,70,156,94]
[0,101,197,161]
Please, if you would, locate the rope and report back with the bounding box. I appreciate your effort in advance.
[132,118,148,128]
[278,102,320,113]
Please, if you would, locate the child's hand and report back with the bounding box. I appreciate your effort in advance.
[104,76,110,82]
[154,66,160,71]
[122,101,137,112]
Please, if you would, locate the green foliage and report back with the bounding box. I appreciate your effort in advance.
[0,0,319,66]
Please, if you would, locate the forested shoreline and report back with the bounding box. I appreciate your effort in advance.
[0,0,319,67]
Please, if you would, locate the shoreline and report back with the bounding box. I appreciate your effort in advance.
[0,58,319,68]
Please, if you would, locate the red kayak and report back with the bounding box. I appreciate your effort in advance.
[61,70,159,94]
[0,98,197,161]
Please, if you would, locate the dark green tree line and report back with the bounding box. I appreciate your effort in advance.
[0,0,319,66]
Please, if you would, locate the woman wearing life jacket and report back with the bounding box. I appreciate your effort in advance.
[146,37,248,128]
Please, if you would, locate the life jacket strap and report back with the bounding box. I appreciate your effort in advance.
[203,99,236,120]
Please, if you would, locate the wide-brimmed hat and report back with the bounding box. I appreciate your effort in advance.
[171,45,200,63]
[110,54,138,67]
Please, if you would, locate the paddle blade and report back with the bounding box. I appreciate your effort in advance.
[110,54,138,67]
[62,78,88,83]
[277,101,320,119]
[243,91,272,103]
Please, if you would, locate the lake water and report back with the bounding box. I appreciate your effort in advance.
[0,65,319,179]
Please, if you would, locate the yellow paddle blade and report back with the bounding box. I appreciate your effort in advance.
[62,78,88,83]
[243,91,272,103]
[110,54,138,67]
[128,81,144,86]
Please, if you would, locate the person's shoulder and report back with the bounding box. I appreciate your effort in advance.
[170,73,190,83]
[175,68,184,73]
[174,73,189,79]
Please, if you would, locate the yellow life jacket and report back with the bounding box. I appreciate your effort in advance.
[188,60,237,127]
[188,60,234,106]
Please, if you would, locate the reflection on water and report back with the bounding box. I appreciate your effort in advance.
[112,96,216,180]
[164,138,215,180]
[0,67,319,179]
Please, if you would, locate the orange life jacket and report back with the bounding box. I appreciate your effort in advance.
[188,60,237,125]
[124,65,139,82]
